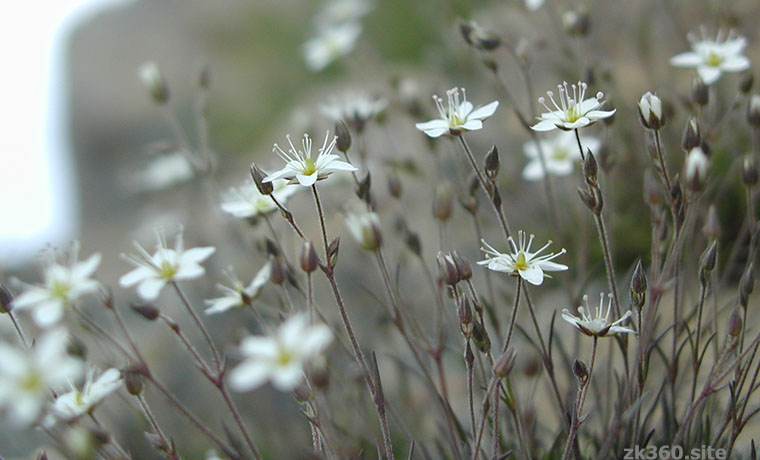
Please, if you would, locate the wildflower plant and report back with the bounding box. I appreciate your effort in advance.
[5,1,760,459]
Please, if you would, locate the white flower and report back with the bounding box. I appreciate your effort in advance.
[562,293,635,337]
[204,264,272,315]
[637,92,664,130]
[685,146,709,191]
[314,0,373,28]
[229,313,332,392]
[522,131,600,181]
[670,30,750,85]
[12,244,101,328]
[220,180,298,220]
[477,231,568,285]
[302,22,362,72]
[0,329,83,426]
[52,368,122,422]
[132,152,194,192]
[416,87,499,138]
[525,0,544,10]
[320,91,387,131]
[120,228,215,301]
[264,131,357,187]
[345,211,382,251]
[532,81,615,131]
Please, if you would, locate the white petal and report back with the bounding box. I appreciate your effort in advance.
[11,289,49,309]
[519,265,545,285]
[204,297,241,315]
[32,302,65,328]
[670,52,703,68]
[720,55,750,72]
[74,253,101,279]
[180,247,215,265]
[298,325,332,356]
[422,127,450,138]
[119,266,153,288]
[468,101,499,120]
[296,173,319,186]
[461,119,483,131]
[697,66,722,85]
[270,363,304,391]
[531,120,559,132]
[522,160,546,181]
[547,160,574,176]
[539,261,568,272]
[228,361,271,392]
[586,109,616,120]
[415,119,448,131]
[137,278,166,300]
[174,263,206,280]
[321,160,358,173]
[239,336,278,358]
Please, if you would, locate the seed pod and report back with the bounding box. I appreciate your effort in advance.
[584,150,598,186]
[458,296,473,337]
[356,172,372,204]
[630,259,647,310]
[265,238,280,258]
[404,229,421,256]
[270,257,286,285]
[124,367,145,396]
[484,145,500,181]
[703,205,721,239]
[493,347,517,377]
[335,120,352,152]
[471,322,491,354]
[740,73,754,94]
[300,241,319,273]
[250,163,274,195]
[437,252,460,286]
[138,61,169,105]
[728,308,743,337]
[327,237,341,267]
[573,359,588,382]
[131,302,160,321]
[433,183,453,222]
[196,60,211,90]
[578,187,596,211]
[692,78,709,107]
[452,251,472,280]
[699,241,717,286]
[491,185,502,208]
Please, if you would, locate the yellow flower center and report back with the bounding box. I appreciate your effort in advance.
[551,148,568,160]
[706,52,723,67]
[51,280,71,299]
[22,372,42,391]
[159,260,177,279]
[514,252,528,271]
[303,158,317,175]
[275,348,294,366]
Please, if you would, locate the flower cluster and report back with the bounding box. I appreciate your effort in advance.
[670,29,750,85]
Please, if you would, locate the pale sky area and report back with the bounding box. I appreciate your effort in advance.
[0,0,132,267]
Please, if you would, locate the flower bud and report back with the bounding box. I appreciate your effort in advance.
[131,302,160,321]
[437,252,460,286]
[250,163,274,195]
[740,73,754,94]
[703,205,721,239]
[300,241,319,273]
[458,296,473,337]
[562,9,590,36]
[743,155,759,186]
[335,120,352,152]
[0,283,12,314]
[452,251,472,280]
[493,347,517,377]
[471,322,491,354]
[387,174,402,198]
[584,150,599,186]
[630,259,647,309]
[345,212,382,251]
[484,145,500,181]
[327,237,341,267]
[405,229,421,256]
[699,240,717,286]
[460,195,478,215]
[138,61,169,105]
[270,257,286,285]
[124,367,145,396]
[459,20,501,51]
[740,264,754,309]
[264,239,280,258]
[573,359,588,382]
[433,183,454,222]
[638,92,664,130]
[292,381,313,402]
[728,308,743,337]
[685,146,709,192]
[36,450,48,460]
[692,78,709,107]
[682,118,701,152]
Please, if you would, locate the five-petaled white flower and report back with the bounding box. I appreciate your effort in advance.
[0,329,84,426]
[532,81,615,132]
[120,228,215,301]
[562,293,635,337]
[478,231,568,285]
[302,22,362,72]
[264,131,357,187]
[204,264,272,315]
[345,211,382,251]
[229,313,332,392]
[12,244,101,328]
[220,180,298,220]
[416,87,499,138]
[670,30,751,85]
[320,91,387,132]
[52,368,122,422]
[523,130,601,181]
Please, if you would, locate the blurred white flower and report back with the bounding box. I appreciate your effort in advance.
[638,92,665,130]
[532,81,615,131]
[52,368,122,422]
[314,0,373,28]
[133,151,194,192]
[345,211,382,251]
[320,91,387,131]
[120,228,215,300]
[229,313,332,392]
[416,87,499,138]
[12,244,101,328]
[220,180,298,220]
[205,451,226,460]
[670,30,750,85]
[562,293,635,337]
[522,131,600,181]
[0,329,83,426]
[478,231,567,285]
[303,22,362,71]
[525,0,544,10]
[204,263,272,315]
[685,146,709,190]
[264,131,357,187]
